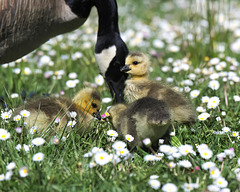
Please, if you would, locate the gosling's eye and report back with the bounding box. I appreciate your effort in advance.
[132,61,139,65]
[92,103,97,108]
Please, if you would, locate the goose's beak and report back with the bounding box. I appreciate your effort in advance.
[120,65,131,72]
[93,111,101,120]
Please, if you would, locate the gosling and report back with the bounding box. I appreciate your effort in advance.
[109,97,172,149]
[120,52,196,124]
[14,87,101,137]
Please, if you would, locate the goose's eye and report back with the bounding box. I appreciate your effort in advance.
[132,61,139,65]
[92,103,97,108]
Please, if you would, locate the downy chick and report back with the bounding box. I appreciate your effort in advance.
[109,97,171,148]
[121,52,196,123]
[14,87,101,137]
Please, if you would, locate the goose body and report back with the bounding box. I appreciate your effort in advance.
[121,52,196,124]
[0,0,128,103]
[109,97,172,148]
[13,87,101,137]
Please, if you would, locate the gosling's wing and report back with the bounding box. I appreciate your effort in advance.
[128,97,171,126]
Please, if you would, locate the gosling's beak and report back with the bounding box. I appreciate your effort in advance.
[120,65,131,72]
[93,111,101,120]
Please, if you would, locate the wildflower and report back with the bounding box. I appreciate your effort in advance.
[69,111,77,119]
[232,131,239,137]
[144,154,156,162]
[4,171,13,180]
[29,126,38,134]
[159,144,172,154]
[196,106,206,112]
[67,120,76,128]
[95,74,104,86]
[20,109,30,117]
[13,115,22,121]
[91,147,103,154]
[217,152,226,162]
[238,158,240,166]
[178,160,192,168]
[190,90,200,99]
[196,143,208,151]
[178,144,194,156]
[116,148,130,158]
[88,162,97,168]
[32,152,44,161]
[207,184,220,192]
[112,141,127,151]
[0,174,4,181]
[201,161,216,170]
[1,111,11,120]
[201,96,210,103]
[107,130,118,137]
[222,127,231,133]
[149,175,159,180]
[0,129,10,140]
[102,97,112,103]
[198,112,210,121]
[209,167,221,179]
[142,138,151,147]
[224,148,235,159]
[31,137,45,146]
[148,179,161,190]
[162,183,178,192]
[207,96,220,109]
[94,151,110,166]
[19,166,28,177]
[208,80,220,90]
[68,72,78,79]
[168,162,176,168]
[55,118,61,124]
[216,116,221,121]
[214,176,228,188]
[125,134,134,142]
[66,80,77,88]
[233,95,240,102]
[159,139,164,144]
[199,148,213,159]
[181,183,199,192]
[6,162,16,170]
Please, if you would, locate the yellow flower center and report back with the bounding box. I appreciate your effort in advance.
[100,156,104,160]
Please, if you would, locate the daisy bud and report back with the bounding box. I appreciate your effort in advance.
[142,138,152,148]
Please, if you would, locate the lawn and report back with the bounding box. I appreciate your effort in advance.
[1,0,240,191]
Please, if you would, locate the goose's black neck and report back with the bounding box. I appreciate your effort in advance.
[93,0,120,36]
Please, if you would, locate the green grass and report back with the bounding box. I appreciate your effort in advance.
[1,0,240,191]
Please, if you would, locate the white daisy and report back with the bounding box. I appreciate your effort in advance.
[112,141,127,151]
[32,152,44,161]
[125,134,134,142]
[31,137,45,146]
[0,129,10,140]
[201,161,216,170]
[94,151,110,166]
[19,109,30,117]
[209,167,221,179]
[107,130,118,137]
[162,183,178,192]
[19,166,28,177]
[214,176,228,188]
[148,179,161,190]
[199,148,213,159]
[6,162,16,170]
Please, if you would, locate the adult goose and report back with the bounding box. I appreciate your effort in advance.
[0,0,128,102]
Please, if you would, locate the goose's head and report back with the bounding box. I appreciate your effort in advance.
[120,52,150,77]
[72,88,102,120]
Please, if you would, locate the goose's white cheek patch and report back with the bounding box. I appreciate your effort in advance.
[95,45,116,77]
